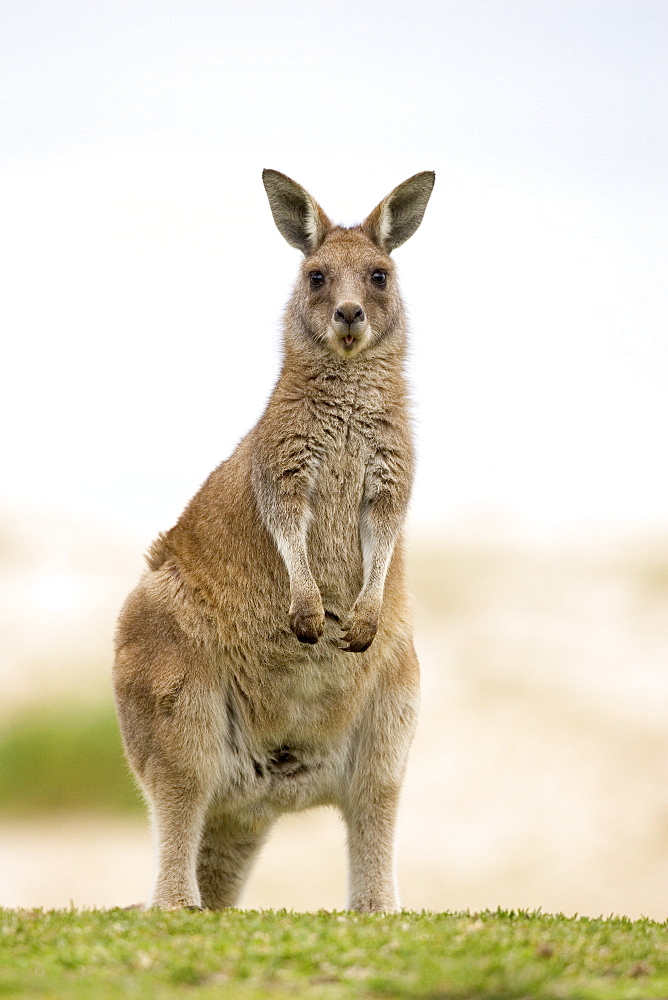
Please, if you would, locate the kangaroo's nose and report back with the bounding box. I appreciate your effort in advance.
[334,302,365,325]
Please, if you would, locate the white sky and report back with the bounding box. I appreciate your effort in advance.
[1,0,666,540]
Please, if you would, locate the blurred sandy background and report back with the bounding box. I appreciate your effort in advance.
[2,511,668,918]
[1,1,666,918]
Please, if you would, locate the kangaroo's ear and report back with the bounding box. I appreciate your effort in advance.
[262,169,332,254]
[362,171,435,253]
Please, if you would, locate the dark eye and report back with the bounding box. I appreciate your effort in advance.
[371,270,387,287]
[309,271,325,288]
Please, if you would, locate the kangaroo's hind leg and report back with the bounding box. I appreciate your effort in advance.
[115,606,226,909]
[340,642,419,913]
[148,778,212,909]
[146,680,227,909]
[197,809,272,909]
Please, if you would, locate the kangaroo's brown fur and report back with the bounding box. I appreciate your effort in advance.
[113,169,435,912]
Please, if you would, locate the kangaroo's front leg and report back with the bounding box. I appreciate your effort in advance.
[252,427,325,643]
[281,526,324,644]
[342,444,411,653]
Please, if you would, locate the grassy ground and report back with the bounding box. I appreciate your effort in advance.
[2,908,668,1000]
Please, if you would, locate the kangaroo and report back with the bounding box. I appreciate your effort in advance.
[113,168,435,912]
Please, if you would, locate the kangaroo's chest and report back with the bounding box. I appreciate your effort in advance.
[306,408,374,607]
[312,433,367,525]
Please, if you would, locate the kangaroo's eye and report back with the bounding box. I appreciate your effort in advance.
[309,271,325,287]
[371,270,387,287]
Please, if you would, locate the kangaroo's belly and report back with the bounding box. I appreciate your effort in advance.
[211,664,371,819]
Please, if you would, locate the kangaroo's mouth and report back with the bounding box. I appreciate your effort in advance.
[327,323,369,358]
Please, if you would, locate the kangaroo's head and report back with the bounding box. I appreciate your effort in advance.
[263,169,435,360]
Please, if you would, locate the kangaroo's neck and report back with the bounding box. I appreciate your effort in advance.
[275,344,408,408]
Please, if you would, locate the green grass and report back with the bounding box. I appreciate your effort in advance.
[0,704,142,815]
[2,908,668,999]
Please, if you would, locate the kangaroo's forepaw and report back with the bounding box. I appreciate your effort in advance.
[290,602,325,644]
[340,610,378,653]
